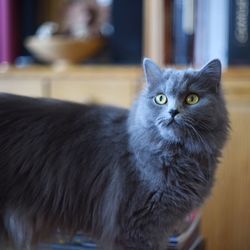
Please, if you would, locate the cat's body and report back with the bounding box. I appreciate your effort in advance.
[0,59,229,250]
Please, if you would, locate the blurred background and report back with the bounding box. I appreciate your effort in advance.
[0,0,250,250]
[1,0,249,67]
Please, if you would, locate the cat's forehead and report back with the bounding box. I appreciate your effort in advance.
[161,69,197,95]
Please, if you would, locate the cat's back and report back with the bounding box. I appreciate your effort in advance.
[0,93,129,190]
[0,92,87,117]
[0,93,128,130]
[0,93,129,152]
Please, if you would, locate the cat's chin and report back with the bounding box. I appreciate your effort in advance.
[158,126,182,143]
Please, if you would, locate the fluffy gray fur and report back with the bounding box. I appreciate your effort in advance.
[0,59,229,250]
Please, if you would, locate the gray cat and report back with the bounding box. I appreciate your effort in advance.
[0,59,229,250]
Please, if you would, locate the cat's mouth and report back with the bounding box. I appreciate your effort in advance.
[156,117,180,128]
[167,118,181,127]
[167,118,175,126]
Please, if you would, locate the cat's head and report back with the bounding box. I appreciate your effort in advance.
[131,58,229,149]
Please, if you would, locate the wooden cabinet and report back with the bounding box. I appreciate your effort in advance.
[0,78,47,97]
[0,66,142,107]
[50,79,133,106]
[49,67,141,107]
[0,66,250,250]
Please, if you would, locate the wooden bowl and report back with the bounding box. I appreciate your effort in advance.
[25,36,105,65]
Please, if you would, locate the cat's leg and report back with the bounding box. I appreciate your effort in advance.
[3,209,33,250]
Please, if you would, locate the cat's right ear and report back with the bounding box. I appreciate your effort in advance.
[143,58,162,85]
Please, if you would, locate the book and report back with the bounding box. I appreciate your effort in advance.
[194,0,229,68]
[0,0,11,63]
[172,0,195,65]
[0,0,21,64]
[110,0,143,63]
[164,0,173,64]
[228,0,250,64]
[19,0,39,57]
[194,0,210,67]
[194,0,250,67]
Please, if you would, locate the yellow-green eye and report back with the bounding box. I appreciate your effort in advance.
[154,94,168,105]
[185,94,200,105]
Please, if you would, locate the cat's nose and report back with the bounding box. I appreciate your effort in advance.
[169,109,179,118]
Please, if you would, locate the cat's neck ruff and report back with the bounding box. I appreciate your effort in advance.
[128,124,217,162]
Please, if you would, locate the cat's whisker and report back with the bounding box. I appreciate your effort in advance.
[155,117,171,128]
[184,121,209,151]
[186,115,213,131]
[184,124,200,150]
[199,120,213,130]
[184,117,211,132]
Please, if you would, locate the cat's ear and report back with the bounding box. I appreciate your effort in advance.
[200,59,222,85]
[143,58,162,85]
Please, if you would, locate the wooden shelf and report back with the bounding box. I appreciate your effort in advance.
[1,66,250,101]
[0,65,143,107]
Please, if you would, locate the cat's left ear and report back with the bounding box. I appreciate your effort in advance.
[199,59,222,86]
[143,58,162,85]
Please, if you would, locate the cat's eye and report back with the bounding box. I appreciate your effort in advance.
[154,94,168,105]
[185,94,200,105]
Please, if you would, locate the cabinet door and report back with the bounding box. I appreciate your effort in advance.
[0,79,47,97]
[201,83,250,250]
[50,78,139,108]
